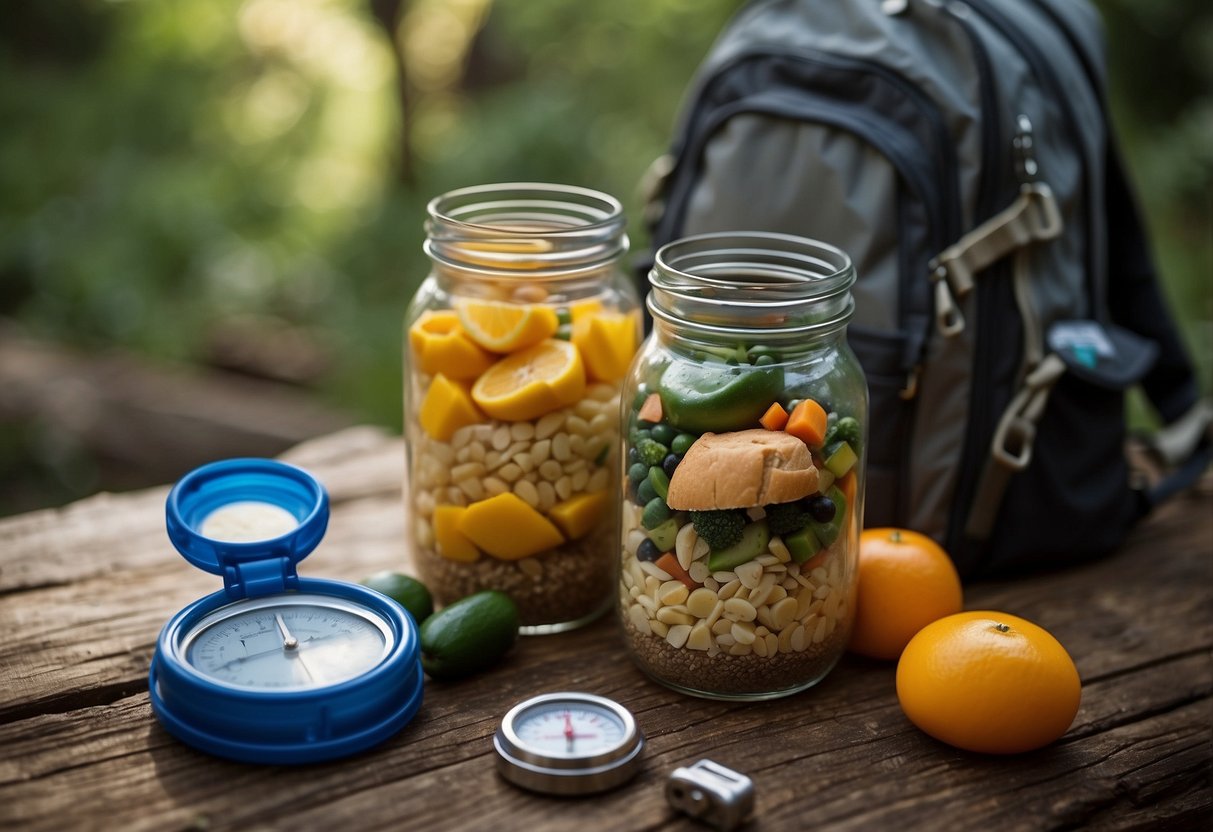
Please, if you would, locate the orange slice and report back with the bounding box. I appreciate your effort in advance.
[408,310,496,380]
[571,310,639,382]
[471,339,586,422]
[419,374,484,441]
[456,299,558,353]
[456,493,565,560]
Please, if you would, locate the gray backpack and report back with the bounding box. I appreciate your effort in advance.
[644,0,1205,577]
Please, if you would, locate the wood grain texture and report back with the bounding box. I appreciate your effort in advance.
[1,427,1209,831]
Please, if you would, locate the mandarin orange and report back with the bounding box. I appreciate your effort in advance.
[896,610,1081,754]
[847,528,963,660]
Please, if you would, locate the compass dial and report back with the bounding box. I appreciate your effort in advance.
[180,594,394,690]
[513,701,628,757]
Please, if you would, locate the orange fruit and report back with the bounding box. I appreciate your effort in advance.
[896,611,1082,754]
[408,310,496,379]
[456,299,558,353]
[471,339,586,422]
[848,528,963,660]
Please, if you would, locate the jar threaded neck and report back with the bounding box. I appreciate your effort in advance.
[648,232,856,342]
[425,183,627,278]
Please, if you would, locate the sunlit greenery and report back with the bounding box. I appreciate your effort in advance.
[1,0,1207,447]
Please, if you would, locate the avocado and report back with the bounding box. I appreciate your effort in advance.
[707,520,771,572]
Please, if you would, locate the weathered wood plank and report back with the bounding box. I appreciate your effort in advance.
[0,426,1209,830]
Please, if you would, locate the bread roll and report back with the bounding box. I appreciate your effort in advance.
[666,429,819,510]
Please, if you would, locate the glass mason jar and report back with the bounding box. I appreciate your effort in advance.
[618,232,867,699]
[405,183,640,634]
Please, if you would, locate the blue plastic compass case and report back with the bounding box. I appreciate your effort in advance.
[148,458,423,764]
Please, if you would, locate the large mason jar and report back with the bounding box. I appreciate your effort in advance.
[618,232,866,698]
[405,183,640,634]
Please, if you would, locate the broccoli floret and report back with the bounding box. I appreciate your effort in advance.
[764,501,811,536]
[636,438,670,467]
[823,414,862,452]
[690,510,746,551]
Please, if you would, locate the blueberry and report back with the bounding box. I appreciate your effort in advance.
[662,454,680,478]
[628,446,640,466]
[806,495,836,523]
[637,539,661,562]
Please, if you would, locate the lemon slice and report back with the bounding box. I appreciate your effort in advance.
[457,299,559,353]
[472,339,586,422]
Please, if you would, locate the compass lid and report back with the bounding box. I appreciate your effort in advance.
[166,458,329,599]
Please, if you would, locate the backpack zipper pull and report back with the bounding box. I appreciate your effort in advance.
[1013,114,1039,183]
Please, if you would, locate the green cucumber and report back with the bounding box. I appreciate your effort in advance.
[784,527,823,564]
[646,518,680,552]
[824,441,858,478]
[707,520,770,572]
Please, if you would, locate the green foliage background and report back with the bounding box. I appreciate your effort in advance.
[1,0,1209,504]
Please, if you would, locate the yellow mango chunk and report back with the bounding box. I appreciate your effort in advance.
[568,297,605,322]
[432,505,481,562]
[571,311,639,382]
[408,310,496,380]
[457,493,565,560]
[419,374,483,441]
[548,490,610,540]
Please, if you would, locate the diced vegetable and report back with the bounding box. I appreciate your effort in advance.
[824,441,858,478]
[760,402,790,431]
[706,520,771,572]
[784,526,823,564]
[637,392,663,423]
[647,517,680,552]
[656,552,698,590]
[786,398,829,447]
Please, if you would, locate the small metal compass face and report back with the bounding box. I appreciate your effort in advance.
[494,692,645,795]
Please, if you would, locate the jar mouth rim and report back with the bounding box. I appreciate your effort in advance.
[648,232,856,339]
[425,183,627,276]
[652,231,854,293]
[426,182,625,235]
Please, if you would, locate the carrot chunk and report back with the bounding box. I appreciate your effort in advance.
[655,552,698,590]
[759,401,789,431]
[637,392,663,424]
[786,399,828,447]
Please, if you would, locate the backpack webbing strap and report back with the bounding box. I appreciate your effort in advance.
[965,353,1068,539]
[929,183,1063,336]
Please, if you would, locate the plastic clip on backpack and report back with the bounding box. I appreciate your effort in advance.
[643,0,1209,578]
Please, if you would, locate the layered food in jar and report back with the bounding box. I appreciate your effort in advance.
[619,347,862,698]
[407,295,638,629]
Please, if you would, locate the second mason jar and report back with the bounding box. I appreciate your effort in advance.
[618,232,867,699]
[405,183,640,634]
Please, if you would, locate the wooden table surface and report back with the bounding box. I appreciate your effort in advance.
[2,427,1210,831]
